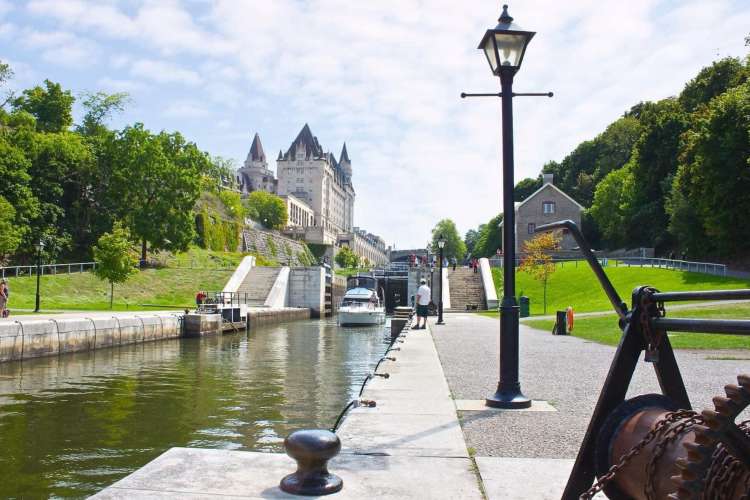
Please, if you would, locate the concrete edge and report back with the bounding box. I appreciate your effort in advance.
[264,267,289,308]
[479,258,498,309]
[222,255,256,295]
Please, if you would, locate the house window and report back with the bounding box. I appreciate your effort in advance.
[543,201,555,214]
[527,223,536,234]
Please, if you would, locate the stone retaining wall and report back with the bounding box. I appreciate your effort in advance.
[247,307,310,326]
[240,227,310,266]
[0,314,182,363]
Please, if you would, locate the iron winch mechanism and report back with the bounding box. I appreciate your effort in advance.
[534,220,750,500]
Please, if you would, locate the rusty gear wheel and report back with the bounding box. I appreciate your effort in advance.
[670,374,750,499]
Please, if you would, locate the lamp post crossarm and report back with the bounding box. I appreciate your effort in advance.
[461,91,553,98]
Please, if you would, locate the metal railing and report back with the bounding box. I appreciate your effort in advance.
[487,256,727,276]
[0,262,97,278]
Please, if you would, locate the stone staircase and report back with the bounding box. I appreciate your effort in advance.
[447,267,486,311]
[236,267,282,306]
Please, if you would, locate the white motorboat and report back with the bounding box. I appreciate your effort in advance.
[338,276,386,326]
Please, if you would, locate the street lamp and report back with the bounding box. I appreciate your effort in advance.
[436,234,446,325]
[34,238,44,313]
[479,5,535,409]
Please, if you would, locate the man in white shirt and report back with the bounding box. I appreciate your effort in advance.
[414,278,431,329]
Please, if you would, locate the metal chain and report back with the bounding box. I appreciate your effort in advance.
[579,410,696,500]
[644,412,703,499]
[705,419,750,500]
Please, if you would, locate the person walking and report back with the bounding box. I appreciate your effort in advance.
[0,281,8,318]
[451,256,457,271]
[472,258,478,274]
[414,278,431,330]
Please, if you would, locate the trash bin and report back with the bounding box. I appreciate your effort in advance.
[553,310,567,335]
[519,296,530,318]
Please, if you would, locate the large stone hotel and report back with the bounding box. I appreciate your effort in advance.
[237,124,389,266]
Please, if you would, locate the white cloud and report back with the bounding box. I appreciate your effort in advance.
[21,29,100,67]
[96,76,147,93]
[129,59,202,86]
[15,0,750,248]
[163,99,211,118]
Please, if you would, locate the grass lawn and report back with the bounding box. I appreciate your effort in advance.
[1,248,240,312]
[491,263,750,316]
[523,303,750,349]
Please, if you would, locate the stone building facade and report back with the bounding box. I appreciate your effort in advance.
[237,125,389,266]
[276,124,355,235]
[237,133,277,194]
[337,228,389,266]
[505,173,583,253]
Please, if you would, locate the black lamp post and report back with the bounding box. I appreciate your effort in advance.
[34,238,44,313]
[478,4,535,409]
[437,234,446,325]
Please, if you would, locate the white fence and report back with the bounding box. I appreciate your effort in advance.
[0,262,97,278]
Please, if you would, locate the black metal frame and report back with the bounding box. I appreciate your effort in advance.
[534,220,750,499]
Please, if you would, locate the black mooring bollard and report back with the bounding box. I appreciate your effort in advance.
[280,429,343,496]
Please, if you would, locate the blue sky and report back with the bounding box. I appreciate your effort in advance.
[2,0,749,249]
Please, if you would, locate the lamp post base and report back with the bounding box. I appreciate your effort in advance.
[486,385,532,409]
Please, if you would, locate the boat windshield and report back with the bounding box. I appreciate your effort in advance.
[346,276,377,290]
[342,298,375,308]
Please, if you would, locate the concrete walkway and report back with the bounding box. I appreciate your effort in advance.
[432,313,748,499]
[91,324,483,499]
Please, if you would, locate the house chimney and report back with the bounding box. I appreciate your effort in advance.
[543,173,554,185]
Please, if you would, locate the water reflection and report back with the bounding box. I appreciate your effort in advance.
[0,318,390,498]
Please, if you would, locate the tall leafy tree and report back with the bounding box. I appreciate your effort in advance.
[670,82,750,258]
[678,57,748,113]
[589,165,636,248]
[430,219,466,261]
[473,213,503,258]
[464,228,481,257]
[12,80,74,133]
[108,124,206,261]
[0,196,22,260]
[0,59,14,110]
[77,91,130,136]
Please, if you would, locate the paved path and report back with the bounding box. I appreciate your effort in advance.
[431,313,748,459]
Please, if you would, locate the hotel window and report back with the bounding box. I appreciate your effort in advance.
[528,223,536,234]
[543,201,555,214]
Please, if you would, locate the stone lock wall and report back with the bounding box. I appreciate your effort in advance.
[0,315,182,363]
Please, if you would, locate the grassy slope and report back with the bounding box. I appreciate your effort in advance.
[491,263,750,316]
[523,303,750,349]
[3,248,240,312]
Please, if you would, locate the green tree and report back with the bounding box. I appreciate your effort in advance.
[0,196,22,259]
[77,91,130,136]
[335,246,359,268]
[473,213,503,257]
[93,224,138,308]
[589,165,636,248]
[107,124,206,261]
[13,80,75,132]
[678,57,748,113]
[625,99,687,250]
[0,59,14,109]
[514,177,542,201]
[430,219,466,261]
[245,191,288,229]
[0,135,37,250]
[671,82,750,257]
[519,233,560,314]
[464,228,481,257]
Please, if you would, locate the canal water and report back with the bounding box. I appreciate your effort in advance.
[0,318,391,498]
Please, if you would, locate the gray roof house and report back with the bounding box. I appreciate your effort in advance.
[501,173,584,253]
